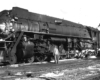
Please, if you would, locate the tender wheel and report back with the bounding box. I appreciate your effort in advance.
[27,56,35,63]
[36,55,47,62]
[9,55,17,64]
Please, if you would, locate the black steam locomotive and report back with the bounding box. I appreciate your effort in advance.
[0,7,100,64]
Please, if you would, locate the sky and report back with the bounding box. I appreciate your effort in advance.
[0,0,100,28]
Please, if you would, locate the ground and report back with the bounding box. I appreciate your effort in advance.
[0,58,100,80]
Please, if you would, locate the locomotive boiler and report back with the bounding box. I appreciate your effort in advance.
[0,7,99,64]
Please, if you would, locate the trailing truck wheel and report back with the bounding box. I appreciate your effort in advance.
[27,56,35,63]
[9,55,17,64]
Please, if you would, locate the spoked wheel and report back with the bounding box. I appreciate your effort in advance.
[9,55,17,64]
[27,56,35,63]
[36,55,47,62]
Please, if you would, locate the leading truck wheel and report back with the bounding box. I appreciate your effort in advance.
[9,55,17,64]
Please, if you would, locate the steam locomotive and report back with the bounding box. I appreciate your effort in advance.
[0,7,100,64]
